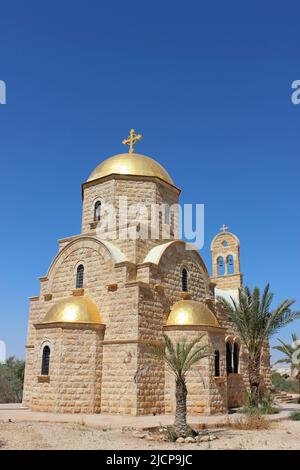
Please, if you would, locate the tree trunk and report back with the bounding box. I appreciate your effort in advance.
[248,355,261,406]
[174,376,188,436]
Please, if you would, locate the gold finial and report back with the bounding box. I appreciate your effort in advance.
[122,129,142,154]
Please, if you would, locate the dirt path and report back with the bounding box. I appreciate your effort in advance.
[0,419,299,450]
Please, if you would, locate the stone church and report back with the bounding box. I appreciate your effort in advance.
[23,130,271,415]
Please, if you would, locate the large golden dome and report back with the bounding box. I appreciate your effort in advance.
[166,300,219,327]
[43,297,102,324]
[87,153,174,185]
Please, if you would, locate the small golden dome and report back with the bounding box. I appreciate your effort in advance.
[43,297,102,324]
[166,300,219,327]
[87,153,174,185]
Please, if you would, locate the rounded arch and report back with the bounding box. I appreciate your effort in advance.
[39,339,54,357]
[232,336,241,345]
[45,236,127,288]
[217,256,225,275]
[143,240,211,282]
[226,254,235,274]
[93,199,102,222]
[210,231,240,251]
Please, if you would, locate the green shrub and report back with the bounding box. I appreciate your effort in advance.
[290,411,300,421]
[162,425,178,442]
[259,392,279,414]
[239,405,262,416]
[260,391,274,409]
[261,406,280,415]
[272,373,298,393]
[0,357,25,403]
[240,392,279,415]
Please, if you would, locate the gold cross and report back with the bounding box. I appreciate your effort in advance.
[122,129,142,154]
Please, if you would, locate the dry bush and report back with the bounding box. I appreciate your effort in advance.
[222,414,271,431]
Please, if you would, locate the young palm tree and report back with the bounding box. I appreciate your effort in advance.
[218,284,300,406]
[273,333,300,402]
[151,334,210,436]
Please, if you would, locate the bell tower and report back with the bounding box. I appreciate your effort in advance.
[210,224,242,291]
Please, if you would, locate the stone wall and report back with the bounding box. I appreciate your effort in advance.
[163,327,227,415]
[26,324,104,413]
[81,175,180,264]
[101,342,138,415]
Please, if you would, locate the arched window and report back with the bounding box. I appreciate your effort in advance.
[41,346,50,376]
[76,264,84,289]
[94,201,101,222]
[226,341,233,374]
[181,268,188,292]
[227,255,234,274]
[233,342,240,373]
[217,256,225,276]
[214,350,220,377]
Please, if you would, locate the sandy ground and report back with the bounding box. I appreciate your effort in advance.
[0,404,299,450]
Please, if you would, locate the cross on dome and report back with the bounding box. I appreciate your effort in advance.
[122,129,142,154]
[220,224,228,232]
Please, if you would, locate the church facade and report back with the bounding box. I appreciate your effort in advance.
[23,130,271,415]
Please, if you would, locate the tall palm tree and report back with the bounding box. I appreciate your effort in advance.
[273,333,300,402]
[151,334,210,436]
[218,284,300,405]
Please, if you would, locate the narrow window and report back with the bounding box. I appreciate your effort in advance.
[233,343,240,373]
[164,205,170,224]
[226,341,233,374]
[76,264,84,288]
[41,346,50,376]
[94,201,101,222]
[227,255,234,274]
[214,350,220,377]
[217,256,225,276]
[181,268,188,292]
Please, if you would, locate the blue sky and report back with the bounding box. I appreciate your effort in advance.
[0,1,299,361]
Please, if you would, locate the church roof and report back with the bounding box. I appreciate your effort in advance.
[166,299,220,327]
[87,153,174,186]
[43,297,102,324]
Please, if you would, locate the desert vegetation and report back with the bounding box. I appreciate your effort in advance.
[0,357,24,403]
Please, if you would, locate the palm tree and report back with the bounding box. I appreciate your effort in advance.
[273,333,300,403]
[150,334,210,436]
[218,284,300,406]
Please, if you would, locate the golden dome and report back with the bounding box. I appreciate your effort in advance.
[43,297,102,324]
[87,153,174,185]
[166,300,219,327]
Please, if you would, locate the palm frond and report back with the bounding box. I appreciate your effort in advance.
[149,334,209,379]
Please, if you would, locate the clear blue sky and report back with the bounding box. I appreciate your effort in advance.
[0,1,299,362]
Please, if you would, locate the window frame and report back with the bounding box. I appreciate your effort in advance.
[214,350,220,377]
[226,341,233,374]
[181,267,189,292]
[41,345,50,376]
[94,200,101,222]
[76,264,84,289]
[217,256,225,276]
[233,342,240,373]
